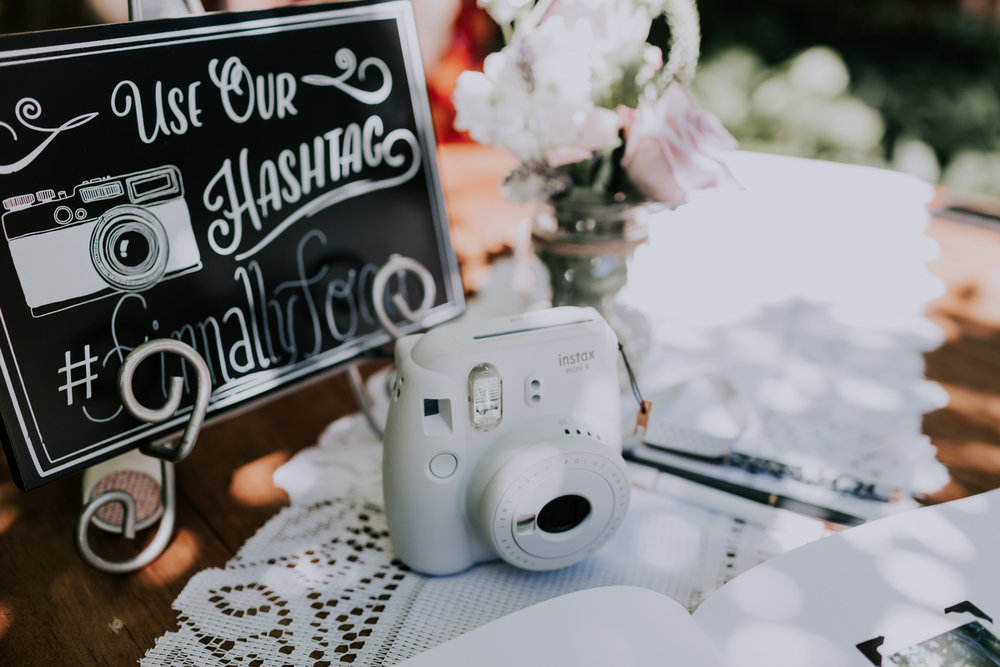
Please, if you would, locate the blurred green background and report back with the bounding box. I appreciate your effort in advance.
[2,0,998,198]
[692,0,1000,198]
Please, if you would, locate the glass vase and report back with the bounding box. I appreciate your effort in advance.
[531,200,652,368]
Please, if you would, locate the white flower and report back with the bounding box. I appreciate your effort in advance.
[452,0,736,206]
[544,0,654,105]
[454,16,620,164]
[634,0,671,18]
[544,107,621,166]
[477,0,533,25]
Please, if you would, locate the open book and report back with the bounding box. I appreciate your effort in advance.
[397,487,1000,667]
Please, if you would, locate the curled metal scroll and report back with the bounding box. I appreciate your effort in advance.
[75,459,176,574]
[119,338,212,462]
[349,255,437,438]
[370,254,437,340]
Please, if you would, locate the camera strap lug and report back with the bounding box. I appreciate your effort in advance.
[633,399,652,435]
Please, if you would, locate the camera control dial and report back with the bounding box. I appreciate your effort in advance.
[2,193,36,211]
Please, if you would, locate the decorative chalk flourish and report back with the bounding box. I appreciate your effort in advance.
[0,98,98,175]
[301,48,392,105]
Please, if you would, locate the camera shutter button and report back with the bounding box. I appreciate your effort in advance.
[428,452,458,479]
[54,206,74,224]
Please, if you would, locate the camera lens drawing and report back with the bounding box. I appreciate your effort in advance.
[91,206,170,291]
[1,166,202,317]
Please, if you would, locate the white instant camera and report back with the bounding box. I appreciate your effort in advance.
[382,306,630,575]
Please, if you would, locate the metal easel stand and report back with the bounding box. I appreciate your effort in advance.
[75,249,436,572]
[348,254,438,439]
[76,1,436,570]
[73,0,211,576]
[75,339,211,573]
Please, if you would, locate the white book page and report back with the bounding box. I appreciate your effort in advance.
[395,586,724,667]
[692,488,1000,667]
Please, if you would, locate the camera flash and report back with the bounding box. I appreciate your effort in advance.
[469,362,502,431]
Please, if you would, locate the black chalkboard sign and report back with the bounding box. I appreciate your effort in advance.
[0,0,464,489]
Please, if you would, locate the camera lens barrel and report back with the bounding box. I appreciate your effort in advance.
[473,430,630,571]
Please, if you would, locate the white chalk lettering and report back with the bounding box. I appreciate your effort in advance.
[111,79,203,144]
[207,57,298,124]
[202,114,417,258]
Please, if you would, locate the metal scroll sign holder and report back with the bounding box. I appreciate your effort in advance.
[71,0,442,572]
[76,246,436,573]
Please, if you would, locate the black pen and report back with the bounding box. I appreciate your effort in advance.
[623,447,867,526]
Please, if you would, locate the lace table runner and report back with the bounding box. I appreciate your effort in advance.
[142,413,825,666]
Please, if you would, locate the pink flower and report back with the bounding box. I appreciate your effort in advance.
[545,107,622,167]
[619,82,739,204]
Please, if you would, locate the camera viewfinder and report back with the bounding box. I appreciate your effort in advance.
[468,362,502,431]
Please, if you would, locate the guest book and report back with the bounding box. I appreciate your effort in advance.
[398,487,1000,667]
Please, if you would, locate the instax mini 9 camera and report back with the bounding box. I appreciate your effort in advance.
[383,306,630,575]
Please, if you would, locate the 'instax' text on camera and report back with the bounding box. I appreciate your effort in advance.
[559,349,595,374]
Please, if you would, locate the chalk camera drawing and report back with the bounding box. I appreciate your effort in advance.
[2,166,202,317]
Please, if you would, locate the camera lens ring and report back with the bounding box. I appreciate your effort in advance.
[90,205,169,291]
[475,434,630,570]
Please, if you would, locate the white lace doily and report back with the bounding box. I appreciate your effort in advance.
[142,411,825,666]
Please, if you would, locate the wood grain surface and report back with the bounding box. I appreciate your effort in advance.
[923,212,1000,502]
[1,146,998,664]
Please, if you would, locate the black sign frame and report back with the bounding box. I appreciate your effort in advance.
[0,0,464,489]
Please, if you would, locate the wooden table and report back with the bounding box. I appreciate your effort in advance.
[1,147,999,664]
[922,206,1000,503]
